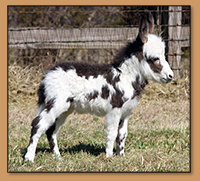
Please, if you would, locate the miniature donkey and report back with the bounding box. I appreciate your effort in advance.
[25,11,173,162]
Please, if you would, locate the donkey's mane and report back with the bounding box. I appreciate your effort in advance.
[51,34,144,80]
[112,36,144,68]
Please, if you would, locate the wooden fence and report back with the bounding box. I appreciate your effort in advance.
[8,6,190,78]
[8,28,139,49]
[8,26,190,76]
[8,27,189,50]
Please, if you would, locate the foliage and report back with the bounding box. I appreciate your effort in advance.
[8,6,125,28]
[8,6,191,28]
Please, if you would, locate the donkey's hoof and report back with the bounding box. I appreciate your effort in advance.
[24,154,34,163]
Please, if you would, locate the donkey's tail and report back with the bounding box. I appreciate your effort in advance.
[36,83,46,116]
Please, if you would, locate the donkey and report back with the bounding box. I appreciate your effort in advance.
[25,11,173,162]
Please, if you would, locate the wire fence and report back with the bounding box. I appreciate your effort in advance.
[8,6,190,78]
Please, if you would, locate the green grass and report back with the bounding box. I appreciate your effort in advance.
[8,99,190,172]
[8,63,190,172]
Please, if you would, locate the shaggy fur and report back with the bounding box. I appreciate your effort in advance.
[25,11,173,162]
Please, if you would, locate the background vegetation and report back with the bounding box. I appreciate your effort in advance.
[8,6,190,77]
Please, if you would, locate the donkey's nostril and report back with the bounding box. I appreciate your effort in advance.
[168,74,173,80]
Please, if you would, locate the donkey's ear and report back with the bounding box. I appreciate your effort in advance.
[147,11,154,33]
[138,11,154,43]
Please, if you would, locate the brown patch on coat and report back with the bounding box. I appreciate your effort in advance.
[45,98,55,113]
[29,116,40,145]
[104,71,120,87]
[46,120,57,152]
[132,75,148,99]
[110,87,125,108]
[86,91,99,101]
[104,72,126,108]
[101,85,110,99]
[116,146,124,155]
[110,83,128,108]
[135,51,143,62]
[146,56,163,73]
[116,119,126,155]
[37,83,45,106]
[118,119,125,131]
[52,62,112,79]
[66,97,74,103]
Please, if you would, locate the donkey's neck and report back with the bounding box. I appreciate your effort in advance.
[117,55,145,83]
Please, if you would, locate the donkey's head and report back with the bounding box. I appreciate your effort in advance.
[138,11,174,83]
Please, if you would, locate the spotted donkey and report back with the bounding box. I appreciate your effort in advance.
[25,11,173,162]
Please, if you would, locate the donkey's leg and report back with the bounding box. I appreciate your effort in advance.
[25,100,71,162]
[105,109,121,157]
[25,113,56,162]
[46,109,73,158]
[116,113,130,156]
[25,115,44,162]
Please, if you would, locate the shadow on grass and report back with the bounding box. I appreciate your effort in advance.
[21,142,106,158]
[61,142,106,156]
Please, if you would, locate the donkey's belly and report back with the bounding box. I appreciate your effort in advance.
[72,96,112,117]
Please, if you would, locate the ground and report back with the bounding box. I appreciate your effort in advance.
[8,63,190,172]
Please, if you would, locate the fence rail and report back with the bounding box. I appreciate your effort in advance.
[8,26,189,49]
[8,28,138,49]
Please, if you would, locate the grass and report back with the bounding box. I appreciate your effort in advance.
[8,63,190,172]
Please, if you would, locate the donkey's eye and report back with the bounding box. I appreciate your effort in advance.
[152,57,159,61]
[147,57,160,65]
[150,57,160,65]
[154,59,160,65]
[146,55,160,64]
[147,56,159,62]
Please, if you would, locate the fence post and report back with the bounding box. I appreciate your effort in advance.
[168,6,182,78]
